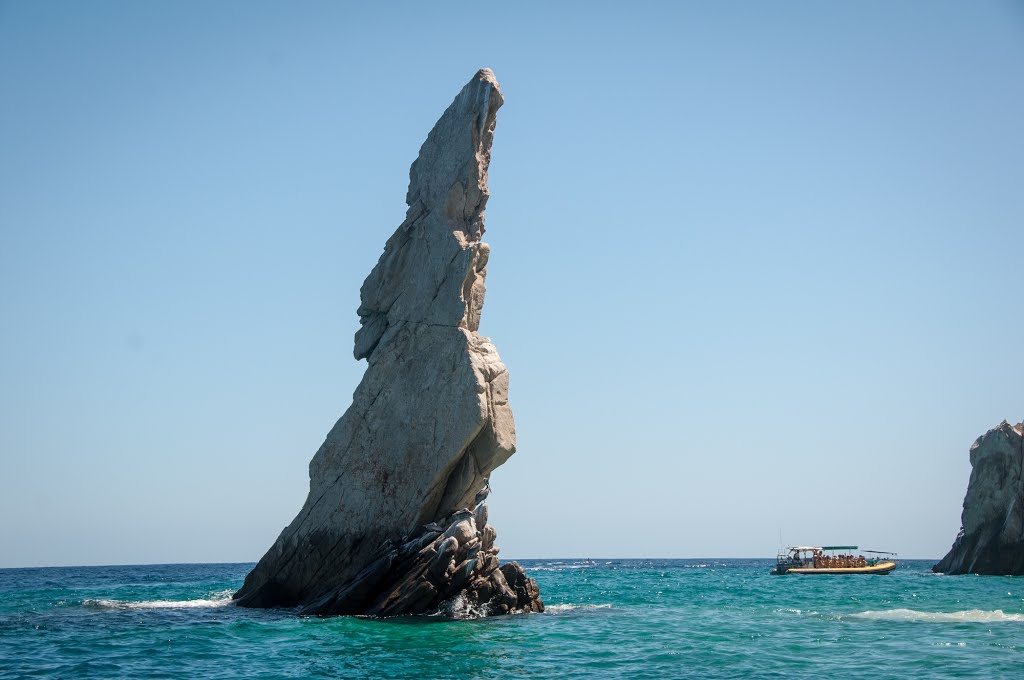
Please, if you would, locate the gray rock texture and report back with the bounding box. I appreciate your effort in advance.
[933,420,1024,575]
[233,69,541,616]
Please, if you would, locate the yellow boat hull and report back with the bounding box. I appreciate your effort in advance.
[784,561,897,575]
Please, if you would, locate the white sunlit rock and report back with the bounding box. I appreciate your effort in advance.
[232,69,541,617]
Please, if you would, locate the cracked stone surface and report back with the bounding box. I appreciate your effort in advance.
[933,420,1024,575]
[233,69,542,617]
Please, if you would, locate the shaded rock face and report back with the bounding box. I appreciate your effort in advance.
[233,69,541,617]
[934,420,1024,575]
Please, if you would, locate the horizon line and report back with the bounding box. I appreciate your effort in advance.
[0,555,942,570]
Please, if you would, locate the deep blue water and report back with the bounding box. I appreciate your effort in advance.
[1,559,1022,678]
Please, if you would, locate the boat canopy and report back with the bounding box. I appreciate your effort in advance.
[821,546,858,551]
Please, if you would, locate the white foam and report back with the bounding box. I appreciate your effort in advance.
[779,608,819,616]
[83,590,235,611]
[545,603,612,614]
[429,592,490,620]
[849,608,1024,623]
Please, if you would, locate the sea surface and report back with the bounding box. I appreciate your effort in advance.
[1,559,1022,678]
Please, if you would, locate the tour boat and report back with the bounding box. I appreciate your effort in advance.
[771,546,898,575]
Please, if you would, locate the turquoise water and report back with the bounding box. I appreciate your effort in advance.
[2,559,1022,678]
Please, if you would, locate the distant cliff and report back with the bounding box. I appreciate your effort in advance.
[934,420,1024,575]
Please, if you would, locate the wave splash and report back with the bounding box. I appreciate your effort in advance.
[82,590,235,611]
[849,608,1024,623]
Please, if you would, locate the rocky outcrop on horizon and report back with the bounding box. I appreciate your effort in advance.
[933,420,1024,576]
[232,69,542,617]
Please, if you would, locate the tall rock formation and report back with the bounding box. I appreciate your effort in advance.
[233,69,542,617]
[933,420,1024,575]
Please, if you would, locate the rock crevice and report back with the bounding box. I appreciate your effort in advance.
[233,69,541,616]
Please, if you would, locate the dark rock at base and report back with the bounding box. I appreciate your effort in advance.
[933,420,1024,575]
[296,506,543,618]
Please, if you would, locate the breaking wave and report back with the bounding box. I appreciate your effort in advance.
[82,590,235,611]
[849,609,1024,623]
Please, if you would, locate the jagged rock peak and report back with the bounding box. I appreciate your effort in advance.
[354,69,504,361]
[232,69,541,618]
[933,420,1024,575]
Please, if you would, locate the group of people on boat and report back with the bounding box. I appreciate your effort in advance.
[812,551,870,569]
[773,545,896,575]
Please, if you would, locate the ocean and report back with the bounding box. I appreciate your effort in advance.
[1,559,1021,678]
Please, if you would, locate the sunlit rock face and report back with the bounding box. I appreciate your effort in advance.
[233,69,541,617]
[934,420,1024,576]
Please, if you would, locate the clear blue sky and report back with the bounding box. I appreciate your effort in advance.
[1,1,1022,567]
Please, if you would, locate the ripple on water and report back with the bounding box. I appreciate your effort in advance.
[543,603,613,614]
